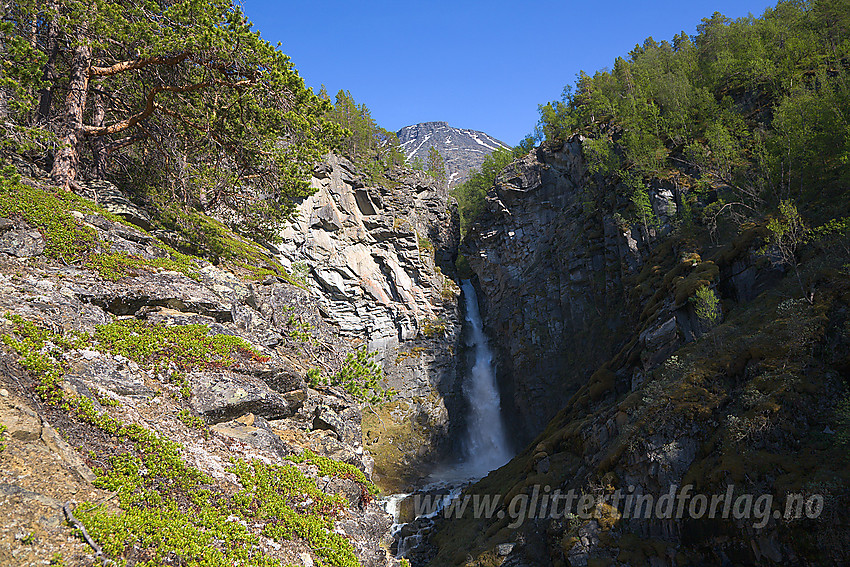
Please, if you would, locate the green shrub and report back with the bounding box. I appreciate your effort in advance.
[309,349,394,404]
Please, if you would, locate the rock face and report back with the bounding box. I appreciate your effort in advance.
[430,137,850,566]
[397,122,510,187]
[464,140,642,443]
[0,174,409,567]
[276,154,465,491]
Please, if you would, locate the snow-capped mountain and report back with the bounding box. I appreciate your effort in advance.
[397,121,510,187]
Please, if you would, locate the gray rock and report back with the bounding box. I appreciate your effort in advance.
[75,180,152,230]
[67,271,232,320]
[0,229,45,257]
[396,121,510,187]
[189,370,300,423]
[210,414,293,459]
[312,404,345,439]
[67,354,156,398]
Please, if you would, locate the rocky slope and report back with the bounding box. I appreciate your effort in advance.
[397,122,509,187]
[429,137,850,566]
[0,153,463,565]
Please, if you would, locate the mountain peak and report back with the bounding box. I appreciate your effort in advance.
[397,122,509,187]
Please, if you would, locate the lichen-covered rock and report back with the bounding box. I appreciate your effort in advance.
[0,171,406,567]
[190,370,303,423]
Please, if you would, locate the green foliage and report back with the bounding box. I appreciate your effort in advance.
[0,168,203,281]
[325,89,405,183]
[692,285,722,330]
[142,197,298,282]
[177,409,209,435]
[765,200,808,262]
[582,136,620,177]
[622,170,658,233]
[76,407,351,567]
[536,1,850,202]
[86,251,201,282]
[288,449,378,495]
[310,349,394,404]
[2,314,265,405]
[2,313,86,404]
[422,318,448,338]
[94,320,265,372]
[764,199,810,299]
[426,146,447,187]
[306,368,323,388]
[2,312,367,566]
[417,233,434,254]
[6,0,340,241]
[0,422,7,452]
[230,459,358,567]
[0,168,97,261]
[452,147,515,235]
[284,308,314,343]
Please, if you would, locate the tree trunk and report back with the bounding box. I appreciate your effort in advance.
[51,29,90,189]
[36,1,61,123]
[0,2,9,121]
[90,85,106,178]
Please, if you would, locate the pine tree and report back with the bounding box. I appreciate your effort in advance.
[3,0,341,241]
[426,146,446,187]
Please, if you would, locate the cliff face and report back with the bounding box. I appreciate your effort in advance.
[432,138,850,566]
[465,140,648,444]
[276,154,465,491]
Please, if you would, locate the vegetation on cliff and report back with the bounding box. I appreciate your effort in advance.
[2,0,340,243]
[430,1,850,565]
[538,0,849,217]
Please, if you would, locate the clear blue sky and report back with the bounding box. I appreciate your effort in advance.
[242,1,778,146]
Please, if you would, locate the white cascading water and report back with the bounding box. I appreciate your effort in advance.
[380,280,513,559]
[458,279,512,477]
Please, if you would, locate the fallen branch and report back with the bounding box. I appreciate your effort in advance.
[63,502,108,561]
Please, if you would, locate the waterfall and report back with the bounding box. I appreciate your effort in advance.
[379,280,513,559]
[458,279,512,476]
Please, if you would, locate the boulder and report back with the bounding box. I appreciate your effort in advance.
[189,370,301,423]
[0,229,44,258]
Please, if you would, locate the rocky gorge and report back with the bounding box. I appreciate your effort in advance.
[3,127,850,566]
[428,138,850,566]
